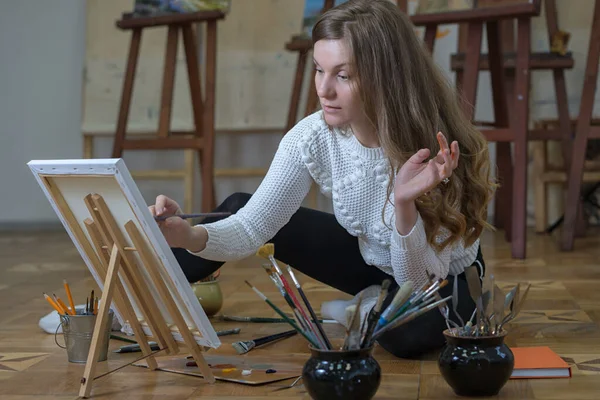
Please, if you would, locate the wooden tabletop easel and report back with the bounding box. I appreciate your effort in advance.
[73,192,215,398]
[111,11,226,212]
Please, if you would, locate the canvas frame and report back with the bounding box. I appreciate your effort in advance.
[27,158,220,350]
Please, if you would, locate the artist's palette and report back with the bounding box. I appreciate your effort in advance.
[133,354,306,385]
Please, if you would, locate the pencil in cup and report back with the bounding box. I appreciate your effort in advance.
[63,279,76,315]
[53,294,74,316]
[244,280,320,348]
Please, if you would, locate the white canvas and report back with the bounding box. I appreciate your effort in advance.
[27,158,220,349]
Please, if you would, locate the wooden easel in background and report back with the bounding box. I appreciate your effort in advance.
[561,1,600,250]
[409,0,579,258]
[73,193,214,398]
[110,11,226,213]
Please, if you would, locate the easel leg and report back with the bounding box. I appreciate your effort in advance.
[83,218,160,368]
[286,51,308,133]
[79,244,121,398]
[112,28,142,158]
[561,1,600,250]
[510,17,531,259]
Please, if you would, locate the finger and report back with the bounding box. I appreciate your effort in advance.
[439,149,452,179]
[149,205,157,217]
[434,149,446,165]
[437,132,449,153]
[155,195,168,215]
[451,141,460,166]
[408,148,430,164]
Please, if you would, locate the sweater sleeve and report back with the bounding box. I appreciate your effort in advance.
[188,121,314,261]
[389,213,452,289]
[388,211,481,290]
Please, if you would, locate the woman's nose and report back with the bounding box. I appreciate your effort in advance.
[316,77,334,99]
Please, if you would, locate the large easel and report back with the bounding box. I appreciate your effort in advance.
[561,0,600,250]
[52,191,216,398]
[110,11,226,213]
[407,0,576,258]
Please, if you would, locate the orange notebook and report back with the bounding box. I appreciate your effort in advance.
[510,346,572,379]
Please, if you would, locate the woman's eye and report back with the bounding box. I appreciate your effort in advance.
[338,74,348,81]
[315,67,323,73]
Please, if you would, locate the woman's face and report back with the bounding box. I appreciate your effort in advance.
[313,39,363,128]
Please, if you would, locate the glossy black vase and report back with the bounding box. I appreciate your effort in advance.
[302,346,381,400]
[438,329,514,397]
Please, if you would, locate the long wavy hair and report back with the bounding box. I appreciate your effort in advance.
[312,0,496,251]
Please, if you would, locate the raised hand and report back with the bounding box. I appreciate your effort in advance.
[394,132,460,204]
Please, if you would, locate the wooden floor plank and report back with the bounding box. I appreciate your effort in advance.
[1,228,599,398]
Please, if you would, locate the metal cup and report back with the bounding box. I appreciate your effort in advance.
[55,308,114,363]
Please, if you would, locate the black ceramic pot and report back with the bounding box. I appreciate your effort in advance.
[302,346,381,400]
[438,329,514,397]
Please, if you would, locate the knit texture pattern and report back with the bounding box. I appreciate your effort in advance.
[192,111,479,325]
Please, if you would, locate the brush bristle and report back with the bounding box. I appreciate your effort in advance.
[231,340,254,355]
[244,280,253,289]
[256,243,274,259]
[261,264,273,273]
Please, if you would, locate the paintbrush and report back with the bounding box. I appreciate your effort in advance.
[372,295,453,339]
[262,265,321,347]
[361,279,391,348]
[244,280,320,348]
[258,249,326,348]
[154,212,232,221]
[256,245,311,324]
[231,329,298,354]
[374,280,414,332]
[343,294,363,350]
[286,265,333,350]
[215,314,336,324]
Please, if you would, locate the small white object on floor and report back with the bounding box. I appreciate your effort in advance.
[321,299,355,329]
[242,369,252,376]
[38,304,122,334]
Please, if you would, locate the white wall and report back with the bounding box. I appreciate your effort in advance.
[0,0,86,226]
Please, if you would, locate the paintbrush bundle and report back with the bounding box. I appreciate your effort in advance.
[450,266,531,337]
[249,244,453,351]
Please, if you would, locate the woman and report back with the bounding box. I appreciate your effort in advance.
[151,0,495,358]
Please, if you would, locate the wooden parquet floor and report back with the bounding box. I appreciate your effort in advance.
[1,228,600,399]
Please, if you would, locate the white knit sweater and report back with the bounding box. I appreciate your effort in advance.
[192,111,479,325]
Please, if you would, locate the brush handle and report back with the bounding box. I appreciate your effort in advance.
[270,257,326,349]
[154,212,231,221]
[298,287,332,349]
[264,298,320,348]
[361,308,382,349]
[253,329,297,347]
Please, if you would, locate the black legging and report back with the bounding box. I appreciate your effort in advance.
[172,192,485,358]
